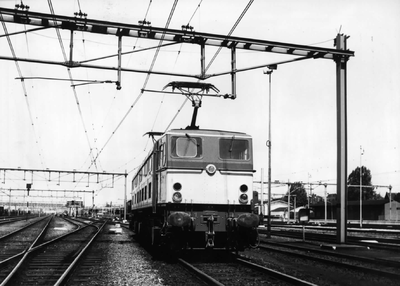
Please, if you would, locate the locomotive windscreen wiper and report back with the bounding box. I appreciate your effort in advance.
[185,133,199,146]
[229,136,235,152]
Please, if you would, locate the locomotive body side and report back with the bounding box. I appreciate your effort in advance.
[130,129,259,251]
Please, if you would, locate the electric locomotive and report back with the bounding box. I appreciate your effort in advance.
[130,128,259,252]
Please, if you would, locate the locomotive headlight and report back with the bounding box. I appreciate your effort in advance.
[240,184,248,192]
[172,192,182,203]
[173,182,182,191]
[239,193,248,204]
[205,164,217,175]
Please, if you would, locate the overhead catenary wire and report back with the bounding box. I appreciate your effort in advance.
[88,0,180,170]
[171,0,203,66]
[187,0,203,25]
[0,13,47,169]
[75,0,99,169]
[47,0,105,189]
[76,0,82,12]
[133,0,153,50]
[149,0,204,148]
[47,0,99,170]
[205,0,254,72]
[164,0,255,131]
[110,0,159,170]
[164,0,213,132]
[143,0,153,23]
[94,0,155,156]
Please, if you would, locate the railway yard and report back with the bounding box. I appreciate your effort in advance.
[1,1,399,285]
[1,215,400,286]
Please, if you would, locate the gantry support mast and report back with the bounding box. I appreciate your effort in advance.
[334,34,349,243]
[0,7,354,243]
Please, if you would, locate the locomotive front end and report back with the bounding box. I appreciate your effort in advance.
[160,129,259,251]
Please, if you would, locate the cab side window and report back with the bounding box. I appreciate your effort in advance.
[158,143,166,169]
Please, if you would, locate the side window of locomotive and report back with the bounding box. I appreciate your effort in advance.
[148,182,152,199]
[171,136,202,158]
[147,157,152,175]
[158,143,166,168]
[144,161,148,175]
[219,138,250,160]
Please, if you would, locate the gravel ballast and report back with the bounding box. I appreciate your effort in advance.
[68,222,205,286]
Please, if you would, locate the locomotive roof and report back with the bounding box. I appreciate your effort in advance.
[166,128,252,138]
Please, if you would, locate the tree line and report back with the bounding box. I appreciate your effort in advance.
[285,166,398,208]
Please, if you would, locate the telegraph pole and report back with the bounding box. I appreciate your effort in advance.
[124,171,127,221]
[360,146,364,227]
[264,68,275,236]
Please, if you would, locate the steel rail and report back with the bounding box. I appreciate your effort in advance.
[0,216,53,286]
[259,241,400,268]
[178,256,318,286]
[0,215,49,240]
[54,221,107,285]
[265,229,400,251]
[0,217,52,267]
[1,222,103,285]
[28,223,91,252]
[256,243,400,280]
[177,258,225,286]
[235,257,318,286]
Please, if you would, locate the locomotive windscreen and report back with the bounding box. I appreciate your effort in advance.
[171,136,202,158]
[219,138,249,160]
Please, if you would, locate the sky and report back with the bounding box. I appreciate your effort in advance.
[0,0,399,208]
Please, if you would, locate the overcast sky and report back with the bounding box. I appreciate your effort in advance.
[1,0,399,207]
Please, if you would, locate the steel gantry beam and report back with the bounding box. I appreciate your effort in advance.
[0,167,128,220]
[0,167,126,177]
[0,167,126,185]
[0,7,353,60]
[4,188,93,193]
[0,7,354,95]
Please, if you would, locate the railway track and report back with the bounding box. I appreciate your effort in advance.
[267,224,400,240]
[257,240,400,281]
[0,216,49,237]
[0,217,105,285]
[260,228,400,251]
[0,216,52,271]
[178,251,317,286]
[64,250,105,285]
[0,217,32,225]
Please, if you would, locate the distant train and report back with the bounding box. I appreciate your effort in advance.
[129,128,259,253]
